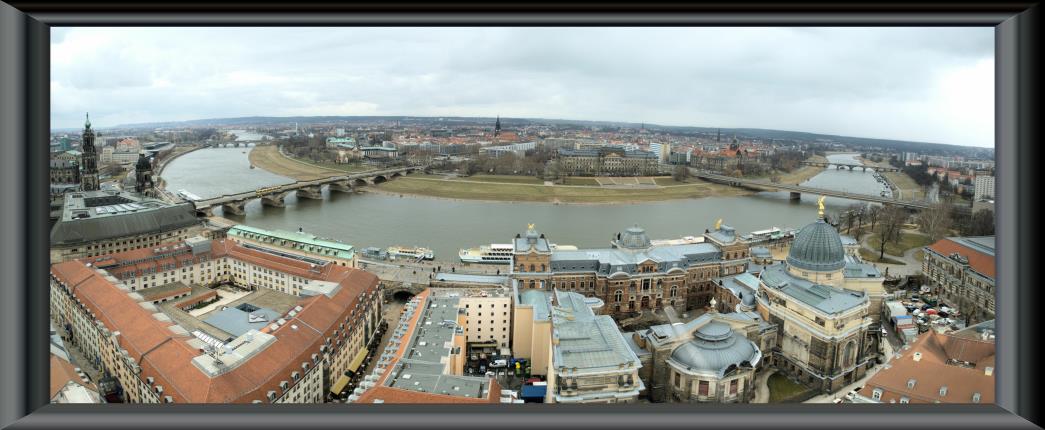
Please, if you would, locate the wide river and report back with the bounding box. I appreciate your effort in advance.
[161,149,889,261]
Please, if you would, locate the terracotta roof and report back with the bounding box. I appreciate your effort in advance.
[355,380,501,404]
[51,238,380,403]
[857,330,994,404]
[50,353,97,398]
[926,238,996,279]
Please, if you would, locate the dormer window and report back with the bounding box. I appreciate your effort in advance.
[872,388,883,400]
[907,379,917,389]
[900,396,910,404]
[939,386,948,396]
[972,393,981,403]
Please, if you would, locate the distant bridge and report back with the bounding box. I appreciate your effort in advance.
[204,142,259,148]
[688,169,931,210]
[800,161,900,173]
[191,165,421,216]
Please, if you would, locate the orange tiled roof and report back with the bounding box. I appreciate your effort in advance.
[51,238,380,403]
[50,353,97,398]
[857,330,994,404]
[927,238,996,279]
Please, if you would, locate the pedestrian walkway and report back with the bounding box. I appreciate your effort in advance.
[751,368,776,403]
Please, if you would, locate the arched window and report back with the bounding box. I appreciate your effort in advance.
[518,264,525,272]
[529,280,536,289]
[615,290,623,302]
[670,286,678,297]
[541,264,546,272]
[529,264,535,272]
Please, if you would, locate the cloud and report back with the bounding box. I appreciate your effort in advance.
[50,27,994,147]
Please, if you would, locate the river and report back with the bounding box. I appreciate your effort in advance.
[161,148,888,261]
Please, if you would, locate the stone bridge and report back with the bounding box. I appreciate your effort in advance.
[799,161,900,173]
[688,168,931,210]
[191,165,422,216]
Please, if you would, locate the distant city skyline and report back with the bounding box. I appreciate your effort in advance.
[51,27,994,148]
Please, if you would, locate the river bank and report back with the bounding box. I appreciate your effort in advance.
[248,144,827,204]
[857,155,925,200]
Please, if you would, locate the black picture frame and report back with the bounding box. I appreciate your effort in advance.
[1,2,1039,429]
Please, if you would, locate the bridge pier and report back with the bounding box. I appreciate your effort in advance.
[195,206,214,217]
[221,202,246,216]
[260,192,288,208]
[789,191,801,201]
[328,181,356,194]
[296,185,324,200]
[846,165,854,170]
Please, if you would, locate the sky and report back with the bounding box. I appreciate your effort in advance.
[51,27,994,148]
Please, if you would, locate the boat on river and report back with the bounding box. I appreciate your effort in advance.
[459,243,578,264]
[387,245,434,261]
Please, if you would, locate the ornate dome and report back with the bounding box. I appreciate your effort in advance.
[619,225,651,249]
[670,322,760,376]
[786,218,846,272]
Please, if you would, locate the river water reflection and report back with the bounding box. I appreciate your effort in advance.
[161,149,886,261]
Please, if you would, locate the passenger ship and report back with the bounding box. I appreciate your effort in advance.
[386,245,434,261]
[459,243,578,264]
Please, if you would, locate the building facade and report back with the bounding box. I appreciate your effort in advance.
[755,216,877,394]
[227,224,357,268]
[557,147,658,176]
[973,175,995,201]
[509,223,751,319]
[49,190,204,263]
[922,236,996,325]
[49,236,382,403]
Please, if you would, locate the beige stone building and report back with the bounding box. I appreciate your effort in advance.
[49,235,382,403]
[630,309,774,403]
[922,236,995,324]
[512,287,643,404]
[557,147,658,176]
[49,190,204,263]
[509,223,750,318]
[755,216,877,394]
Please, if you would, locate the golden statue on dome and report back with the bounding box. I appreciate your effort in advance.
[714,218,722,230]
[817,196,826,218]
[527,223,535,230]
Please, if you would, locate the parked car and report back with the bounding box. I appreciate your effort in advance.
[845,388,862,401]
[833,398,845,404]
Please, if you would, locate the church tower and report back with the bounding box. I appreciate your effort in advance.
[134,150,154,196]
[494,115,501,137]
[80,113,100,191]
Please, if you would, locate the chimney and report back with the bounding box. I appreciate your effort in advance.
[913,352,922,362]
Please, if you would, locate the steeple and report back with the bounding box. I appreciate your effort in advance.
[85,112,91,129]
[135,150,154,196]
[494,115,501,137]
[716,129,721,142]
[80,112,99,191]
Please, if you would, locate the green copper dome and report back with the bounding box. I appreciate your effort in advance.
[786,218,846,272]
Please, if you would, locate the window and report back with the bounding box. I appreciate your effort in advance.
[900,396,910,404]
[872,389,883,400]
[729,379,738,395]
[907,379,917,389]
[939,386,948,397]
[972,393,981,403]
[698,380,709,396]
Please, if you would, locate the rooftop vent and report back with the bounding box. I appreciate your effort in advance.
[913,352,922,362]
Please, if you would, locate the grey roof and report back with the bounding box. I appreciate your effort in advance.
[50,190,199,246]
[558,147,657,159]
[843,255,883,278]
[718,272,759,307]
[760,264,867,315]
[839,235,859,246]
[513,226,552,253]
[519,288,552,321]
[202,305,283,339]
[616,226,652,250]
[434,273,508,285]
[669,327,761,377]
[550,290,642,375]
[750,246,772,258]
[786,218,846,272]
[549,242,720,275]
[50,159,78,168]
[951,236,996,256]
[384,295,492,399]
[705,225,737,244]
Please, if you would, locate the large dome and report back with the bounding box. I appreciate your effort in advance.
[670,323,760,376]
[618,226,651,249]
[787,218,846,272]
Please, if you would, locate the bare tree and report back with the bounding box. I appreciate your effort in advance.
[876,205,907,260]
[967,209,995,236]
[867,204,882,233]
[672,165,690,182]
[917,202,954,242]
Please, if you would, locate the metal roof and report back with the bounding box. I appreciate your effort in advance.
[760,264,867,315]
[50,191,200,246]
[786,218,846,272]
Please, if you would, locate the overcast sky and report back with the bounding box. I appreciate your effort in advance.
[51,27,994,148]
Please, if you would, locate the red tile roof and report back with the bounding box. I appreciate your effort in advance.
[857,330,994,404]
[927,238,996,279]
[50,353,97,399]
[51,238,380,403]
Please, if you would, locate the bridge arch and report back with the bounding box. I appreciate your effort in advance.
[353,178,368,186]
[371,175,388,184]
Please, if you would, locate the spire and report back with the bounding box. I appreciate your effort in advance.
[85,112,91,129]
[494,115,502,136]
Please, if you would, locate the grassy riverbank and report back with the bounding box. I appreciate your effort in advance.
[858,156,925,200]
[371,174,753,204]
[248,145,344,181]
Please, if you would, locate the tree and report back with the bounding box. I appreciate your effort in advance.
[968,209,995,236]
[672,165,690,182]
[876,205,907,260]
[867,205,882,233]
[917,202,954,242]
